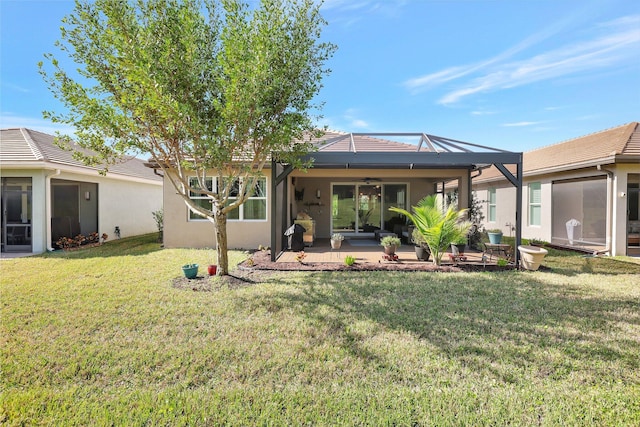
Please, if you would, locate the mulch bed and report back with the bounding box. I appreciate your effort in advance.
[171,267,277,291]
[172,249,534,292]
[239,249,517,273]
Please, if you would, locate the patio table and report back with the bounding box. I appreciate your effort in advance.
[483,243,512,261]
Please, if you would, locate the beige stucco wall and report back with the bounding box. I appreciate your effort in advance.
[162,174,271,250]
[607,163,637,256]
[473,163,637,256]
[163,167,473,249]
[54,169,163,241]
[292,168,470,239]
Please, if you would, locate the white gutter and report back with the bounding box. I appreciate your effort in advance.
[45,169,61,251]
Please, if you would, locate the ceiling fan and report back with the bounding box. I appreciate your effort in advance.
[361,177,381,185]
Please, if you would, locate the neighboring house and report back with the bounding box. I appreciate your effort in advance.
[0,128,163,254]
[471,122,640,257]
[157,131,523,260]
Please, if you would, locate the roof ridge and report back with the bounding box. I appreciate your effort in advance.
[619,122,640,155]
[524,122,638,154]
[19,128,46,161]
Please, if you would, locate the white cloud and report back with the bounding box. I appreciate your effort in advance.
[343,108,369,129]
[502,121,541,127]
[350,119,369,128]
[322,0,406,27]
[471,110,496,116]
[2,83,30,93]
[404,14,640,105]
[0,113,75,136]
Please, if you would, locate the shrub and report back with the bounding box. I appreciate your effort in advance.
[380,235,401,248]
[390,195,471,266]
[344,255,356,266]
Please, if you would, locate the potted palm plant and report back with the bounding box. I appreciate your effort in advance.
[380,235,401,255]
[412,228,430,261]
[390,195,471,266]
[451,235,467,256]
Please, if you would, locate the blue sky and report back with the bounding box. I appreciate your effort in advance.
[1,0,639,152]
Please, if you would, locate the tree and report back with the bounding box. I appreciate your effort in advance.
[390,195,471,266]
[40,0,336,275]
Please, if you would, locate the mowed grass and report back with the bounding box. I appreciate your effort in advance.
[1,235,639,426]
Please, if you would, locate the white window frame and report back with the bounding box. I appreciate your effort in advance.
[188,176,267,222]
[488,188,497,223]
[528,182,542,226]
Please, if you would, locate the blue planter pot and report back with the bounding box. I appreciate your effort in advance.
[487,232,503,244]
[182,264,199,279]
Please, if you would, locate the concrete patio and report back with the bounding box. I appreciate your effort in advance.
[277,238,504,266]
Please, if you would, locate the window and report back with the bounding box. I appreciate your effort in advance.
[188,176,267,221]
[488,188,496,222]
[188,177,214,220]
[528,182,541,226]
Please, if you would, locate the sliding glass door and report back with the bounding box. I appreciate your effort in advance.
[331,183,407,235]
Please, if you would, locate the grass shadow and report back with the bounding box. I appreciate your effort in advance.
[240,270,640,385]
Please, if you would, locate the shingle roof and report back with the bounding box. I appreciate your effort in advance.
[475,122,640,182]
[0,128,162,182]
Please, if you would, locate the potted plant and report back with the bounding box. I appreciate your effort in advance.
[330,233,344,249]
[487,228,503,244]
[182,263,199,279]
[411,228,430,261]
[518,245,548,271]
[450,235,467,256]
[390,195,471,266]
[380,235,401,255]
[207,264,217,276]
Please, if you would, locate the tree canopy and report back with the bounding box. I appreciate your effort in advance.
[40,0,336,274]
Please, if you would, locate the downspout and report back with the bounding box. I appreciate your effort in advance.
[597,165,614,256]
[45,169,61,251]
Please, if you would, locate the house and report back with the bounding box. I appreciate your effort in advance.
[157,131,524,261]
[0,128,163,254]
[470,122,640,257]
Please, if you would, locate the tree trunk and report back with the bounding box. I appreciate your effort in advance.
[214,210,229,276]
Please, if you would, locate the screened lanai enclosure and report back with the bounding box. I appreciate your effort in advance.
[271,132,523,263]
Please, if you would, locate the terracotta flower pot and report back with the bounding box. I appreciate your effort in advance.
[384,245,397,255]
[207,264,217,276]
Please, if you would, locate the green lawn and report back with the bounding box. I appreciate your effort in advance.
[2,234,639,425]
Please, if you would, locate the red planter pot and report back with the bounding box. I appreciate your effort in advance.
[207,265,217,276]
